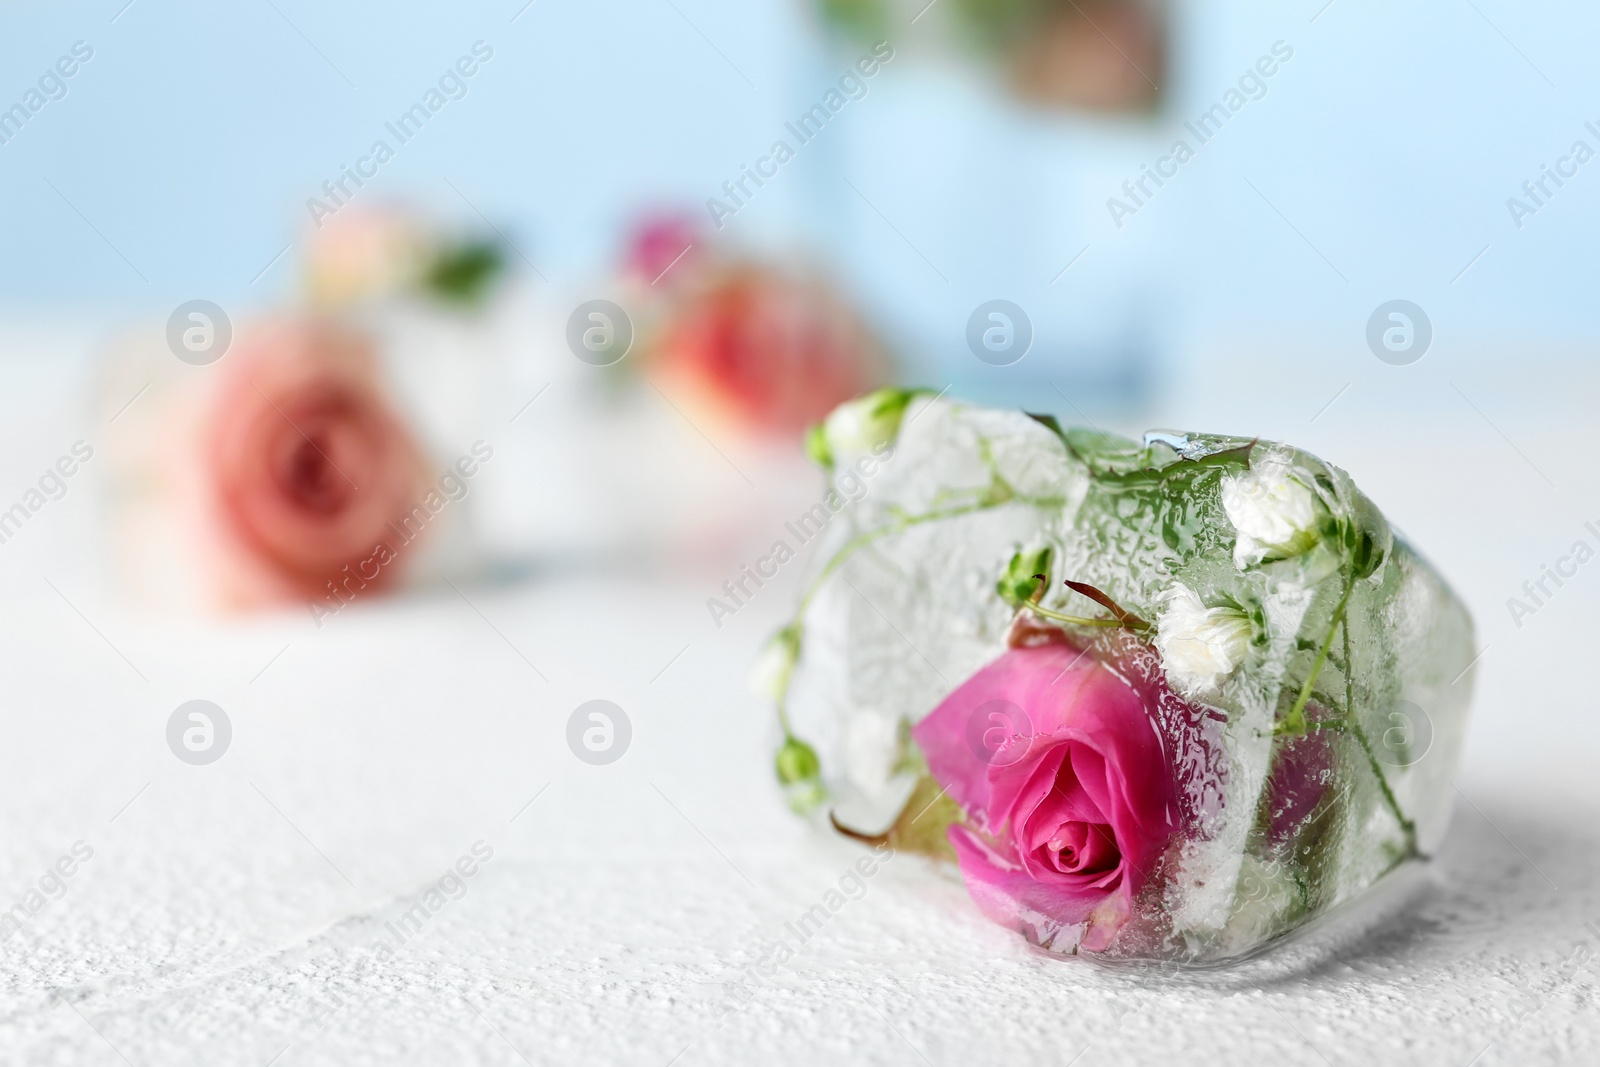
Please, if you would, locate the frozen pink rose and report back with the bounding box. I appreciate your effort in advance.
[912,643,1177,952]
[200,318,430,607]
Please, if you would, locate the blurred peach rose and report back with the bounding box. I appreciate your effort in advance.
[198,319,431,608]
[304,203,508,311]
[304,205,428,309]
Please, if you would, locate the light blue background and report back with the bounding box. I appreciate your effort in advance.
[1,1,1596,385]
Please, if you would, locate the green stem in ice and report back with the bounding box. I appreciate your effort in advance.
[1021,602,1134,629]
[771,445,1062,774]
[1340,612,1420,858]
[794,502,984,618]
[775,496,1005,739]
[1278,570,1355,736]
[1345,714,1419,858]
[1275,570,1420,861]
[775,650,797,738]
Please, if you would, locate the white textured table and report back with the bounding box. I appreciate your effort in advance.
[0,334,1596,1066]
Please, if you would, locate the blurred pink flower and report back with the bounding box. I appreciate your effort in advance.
[199,318,430,608]
[649,264,887,437]
[622,214,889,437]
[625,212,703,287]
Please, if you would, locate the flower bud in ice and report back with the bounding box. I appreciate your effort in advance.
[1154,584,1252,695]
[749,626,800,701]
[1221,454,1325,568]
[808,387,923,469]
[775,736,826,813]
[996,545,1053,609]
[775,735,821,784]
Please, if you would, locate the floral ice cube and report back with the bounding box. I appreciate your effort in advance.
[761,396,1476,965]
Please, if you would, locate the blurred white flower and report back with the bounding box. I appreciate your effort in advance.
[1154,584,1251,695]
[1221,454,1324,568]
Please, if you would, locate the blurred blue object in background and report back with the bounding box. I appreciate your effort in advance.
[0,1,1597,407]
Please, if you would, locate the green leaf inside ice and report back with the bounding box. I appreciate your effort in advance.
[997,545,1053,608]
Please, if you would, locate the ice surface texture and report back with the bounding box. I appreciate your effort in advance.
[768,395,1475,965]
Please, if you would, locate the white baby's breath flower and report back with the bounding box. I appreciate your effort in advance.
[1221,454,1324,568]
[823,400,884,452]
[1154,584,1252,696]
[749,627,799,701]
